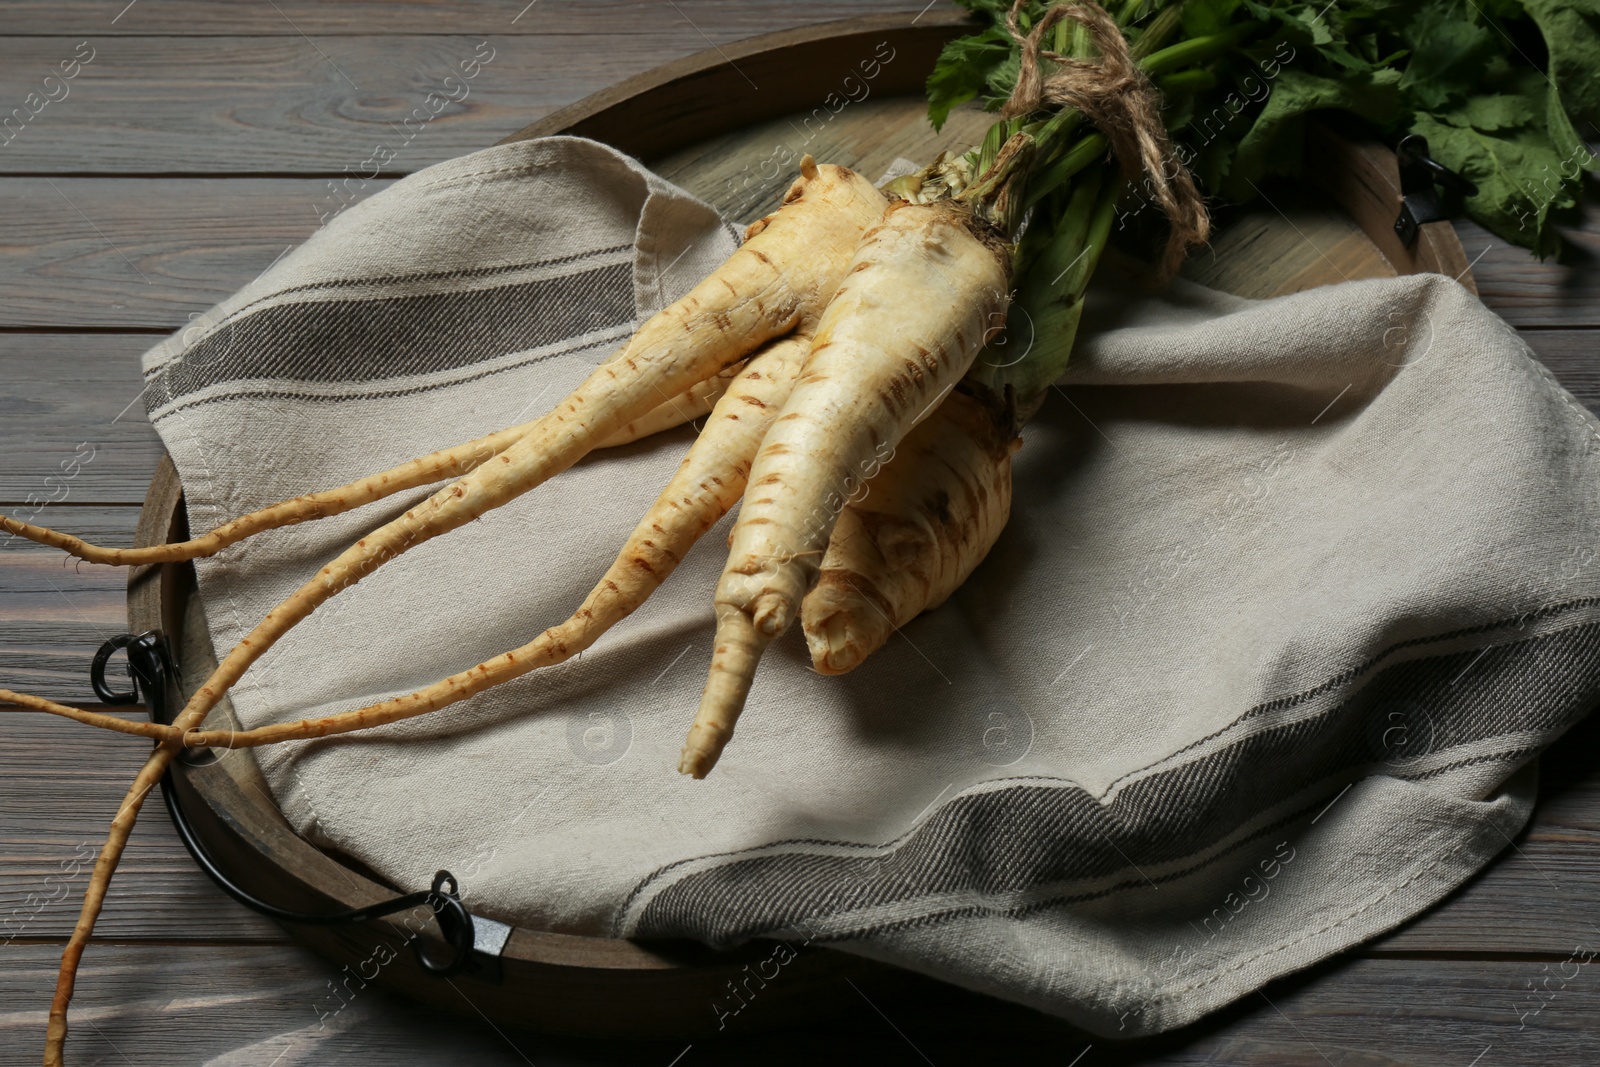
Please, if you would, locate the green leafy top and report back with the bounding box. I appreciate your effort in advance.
[928,0,1600,256]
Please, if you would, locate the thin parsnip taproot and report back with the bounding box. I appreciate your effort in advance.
[154,158,882,725]
[178,334,809,750]
[5,340,803,752]
[1,422,529,567]
[78,156,883,744]
[599,358,747,447]
[680,198,1010,778]
[3,356,748,566]
[41,156,886,1067]
[801,389,1019,674]
[0,689,179,740]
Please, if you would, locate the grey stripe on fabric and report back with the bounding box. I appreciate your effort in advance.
[145,261,634,410]
[625,603,1600,943]
[150,326,630,421]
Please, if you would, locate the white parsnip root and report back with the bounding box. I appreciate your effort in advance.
[183,333,810,749]
[157,157,883,723]
[0,423,529,567]
[599,358,748,448]
[801,389,1019,674]
[681,199,1011,778]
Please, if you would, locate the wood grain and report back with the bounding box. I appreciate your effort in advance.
[1456,207,1600,329]
[2,0,946,36]
[0,553,126,700]
[1,946,1595,1064]
[0,335,163,501]
[1304,119,1474,293]
[1524,330,1600,413]
[651,96,998,226]
[0,708,283,941]
[0,35,719,175]
[0,177,363,328]
[1178,188,1393,299]
[502,13,968,166]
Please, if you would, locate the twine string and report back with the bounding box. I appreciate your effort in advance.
[1001,0,1209,278]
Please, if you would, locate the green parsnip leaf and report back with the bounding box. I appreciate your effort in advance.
[926,26,1015,130]
[1221,67,1403,200]
[1183,0,1245,38]
[926,0,1597,258]
[1444,94,1538,132]
[1412,111,1576,257]
[1521,0,1600,122]
[1396,0,1500,111]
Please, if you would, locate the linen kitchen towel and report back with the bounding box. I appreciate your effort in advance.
[142,135,1600,1037]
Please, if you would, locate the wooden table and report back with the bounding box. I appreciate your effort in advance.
[2,3,1597,1064]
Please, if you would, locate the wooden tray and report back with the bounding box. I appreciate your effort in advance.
[128,10,1477,1039]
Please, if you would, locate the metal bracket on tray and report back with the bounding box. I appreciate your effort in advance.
[1393,134,1479,248]
[89,630,501,981]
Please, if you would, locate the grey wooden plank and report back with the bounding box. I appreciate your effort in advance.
[0,335,163,502]
[0,507,145,702]
[1456,205,1600,329]
[4,191,1589,335]
[0,35,706,174]
[0,944,556,1067]
[0,552,128,699]
[1524,329,1600,413]
[2,1,944,36]
[0,177,355,328]
[0,704,284,942]
[1,947,1595,1065]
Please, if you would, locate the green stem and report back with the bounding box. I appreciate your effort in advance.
[1129,3,1184,58]
[1023,132,1108,214]
[946,2,1247,428]
[966,161,1124,426]
[957,19,1246,232]
[1069,170,1123,296]
[1157,68,1218,93]
[1141,23,1254,77]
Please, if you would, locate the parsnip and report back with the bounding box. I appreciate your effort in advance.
[0,422,526,567]
[599,359,747,448]
[680,199,1010,778]
[159,158,882,737]
[801,389,1019,674]
[2,359,748,566]
[182,334,808,750]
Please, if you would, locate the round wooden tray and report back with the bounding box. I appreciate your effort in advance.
[129,11,1476,1039]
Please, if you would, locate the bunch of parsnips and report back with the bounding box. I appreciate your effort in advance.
[0,2,1355,1062]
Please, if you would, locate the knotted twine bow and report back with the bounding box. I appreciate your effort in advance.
[1002,0,1210,279]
